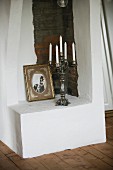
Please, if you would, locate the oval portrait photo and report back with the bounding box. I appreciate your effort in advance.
[32,73,46,94]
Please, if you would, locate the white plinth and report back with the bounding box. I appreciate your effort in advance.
[8,95,106,158]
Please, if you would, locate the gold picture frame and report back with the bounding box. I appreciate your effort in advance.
[23,64,55,102]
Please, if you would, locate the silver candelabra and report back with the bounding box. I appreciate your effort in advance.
[49,37,77,106]
[49,53,77,106]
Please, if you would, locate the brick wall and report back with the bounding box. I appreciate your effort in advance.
[32,0,78,96]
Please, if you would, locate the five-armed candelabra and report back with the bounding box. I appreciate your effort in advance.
[49,36,77,106]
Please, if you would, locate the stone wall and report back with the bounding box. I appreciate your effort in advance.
[32,0,78,96]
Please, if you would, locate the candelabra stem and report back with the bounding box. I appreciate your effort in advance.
[56,71,70,106]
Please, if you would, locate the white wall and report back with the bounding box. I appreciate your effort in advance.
[103,0,113,63]
[0,0,94,106]
[101,0,113,110]
[18,0,36,101]
[0,0,11,140]
[0,0,36,142]
[73,0,92,100]
[6,0,23,105]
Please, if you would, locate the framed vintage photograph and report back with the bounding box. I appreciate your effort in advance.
[23,64,55,102]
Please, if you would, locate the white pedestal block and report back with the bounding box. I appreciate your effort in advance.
[9,96,106,158]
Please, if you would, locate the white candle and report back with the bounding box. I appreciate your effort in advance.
[72,42,75,61]
[60,35,63,53]
[64,42,67,60]
[49,43,52,62]
[56,45,59,64]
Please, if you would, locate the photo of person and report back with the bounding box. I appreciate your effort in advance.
[32,74,46,93]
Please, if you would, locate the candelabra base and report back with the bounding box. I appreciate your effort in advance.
[56,97,70,106]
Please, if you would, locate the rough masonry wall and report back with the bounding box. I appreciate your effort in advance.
[32,0,78,96]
